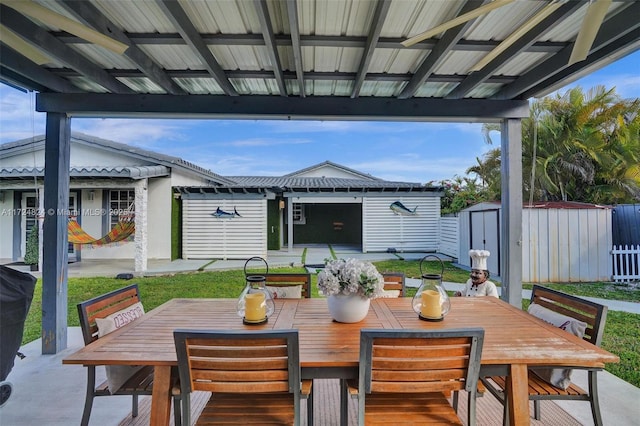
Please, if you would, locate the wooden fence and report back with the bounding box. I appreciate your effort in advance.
[611,245,640,282]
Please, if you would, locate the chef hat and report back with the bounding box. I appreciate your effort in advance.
[469,249,490,271]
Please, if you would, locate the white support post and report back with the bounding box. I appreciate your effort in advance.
[134,179,148,272]
[287,197,294,252]
[500,118,523,307]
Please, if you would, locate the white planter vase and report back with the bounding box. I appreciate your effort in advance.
[327,293,371,323]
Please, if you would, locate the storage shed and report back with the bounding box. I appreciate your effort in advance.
[459,201,612,283]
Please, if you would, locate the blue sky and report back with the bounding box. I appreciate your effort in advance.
[1,51,638,183]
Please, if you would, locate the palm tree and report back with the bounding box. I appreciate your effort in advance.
[476,86,639,204]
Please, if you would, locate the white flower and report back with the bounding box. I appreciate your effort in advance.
[317,258,384,299]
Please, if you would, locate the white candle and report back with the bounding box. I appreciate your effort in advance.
[244,293,266,321]
[421,290,442,318]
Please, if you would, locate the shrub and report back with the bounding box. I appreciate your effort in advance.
[24,224,39,265]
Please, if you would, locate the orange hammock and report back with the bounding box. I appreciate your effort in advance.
[68,219,135,246]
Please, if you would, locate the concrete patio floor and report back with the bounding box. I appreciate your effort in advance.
[1,326,638,425]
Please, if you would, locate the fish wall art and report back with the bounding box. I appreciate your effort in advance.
[211,207,242,218]
[389,201,418,216]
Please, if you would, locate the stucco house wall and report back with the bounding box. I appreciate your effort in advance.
[0,133,228,264]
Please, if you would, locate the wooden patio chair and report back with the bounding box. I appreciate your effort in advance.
[381,272,405,297]
[265,272,312,298]
[350,328,485,426]
[481,285,608,426]
[77,284,181,426]
[173,329,312,426]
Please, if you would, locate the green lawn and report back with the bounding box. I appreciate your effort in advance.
[21,259,639,388]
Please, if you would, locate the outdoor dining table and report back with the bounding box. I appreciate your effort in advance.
[63,296,618,426]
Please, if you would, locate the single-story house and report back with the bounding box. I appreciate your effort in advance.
[1,133,443,269]
[0,133,231,270]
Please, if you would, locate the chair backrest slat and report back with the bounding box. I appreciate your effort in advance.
[530,285,607,346]
[360,328,484,395]
[174,329,300,395]
[381,272,405,296]
[77,284,141,345]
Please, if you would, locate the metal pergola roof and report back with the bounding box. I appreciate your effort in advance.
[1,0,638,354]
[0,0,637,116]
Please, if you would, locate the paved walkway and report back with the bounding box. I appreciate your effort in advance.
[404,279,640,315]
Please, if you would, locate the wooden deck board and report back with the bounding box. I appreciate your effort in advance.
[118,379,581,426]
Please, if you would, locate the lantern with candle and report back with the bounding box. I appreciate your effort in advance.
[412,255,451,321]
[237,257,275,325]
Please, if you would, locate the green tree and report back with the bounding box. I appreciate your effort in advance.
[429,177,491,215]
[476,86,640,204]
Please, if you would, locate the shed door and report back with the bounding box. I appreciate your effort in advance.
[470,210,500,276]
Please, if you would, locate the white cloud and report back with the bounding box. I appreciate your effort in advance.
[0,89,46,142]
[73,118,185,147]
[602,74,640,99]
[349,154,486,183]
[263,120,382,133]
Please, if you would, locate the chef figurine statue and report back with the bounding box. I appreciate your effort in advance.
[455,249,499,298]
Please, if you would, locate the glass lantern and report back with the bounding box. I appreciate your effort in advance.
[412,255,451,321]
[237,256,275,325]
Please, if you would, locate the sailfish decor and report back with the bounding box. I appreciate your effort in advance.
[211,207,242,218]
[390,201,418,216]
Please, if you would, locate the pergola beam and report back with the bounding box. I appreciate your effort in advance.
[0,5,132,94]
[286,0,305,97]
[0,47,79,93]
[521,28,640,99]
[56,33,569,52]
[37,94,529,121]
[351,0,391,98]
[57,0,186,95]
[445,1,581,99]
[493,1,640,100]
[156,0,238,96]
[49,68,518,84]
[399,0,487,99]
[255,0,287,96]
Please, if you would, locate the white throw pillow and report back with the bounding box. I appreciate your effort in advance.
[377,289,401,298]
[95,302,145,393]
[265,285,303,299]
[528,302,587,389]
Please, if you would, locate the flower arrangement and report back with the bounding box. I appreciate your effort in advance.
[317,258,384,299]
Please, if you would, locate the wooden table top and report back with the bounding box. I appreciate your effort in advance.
[63,297,618,369]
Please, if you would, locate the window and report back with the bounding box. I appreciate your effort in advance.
[109,190,135,228]
[292,203,306,224]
